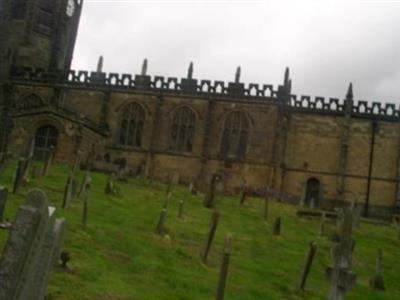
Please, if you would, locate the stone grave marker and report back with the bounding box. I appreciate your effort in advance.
[82,175,92,229]
[42,146,55,176]
[12,158,27,194]
[62,175,74,209]
[155,208,168,236]
[178,200,184,219]
[22,139,35,183]
[105,173,118,195]
[78,172,92,198]
[319,212,326,236]
[201,210,220,263]
[203,174,219,208]
[0,187,8,223]
[273,217,281,235]
[326,207,357,300]
[370,249,385,290]
[0,189,66,300]
[188,182,194,194]
[215,234,232,300]
[298,241,317,291]
[239,184,247,206]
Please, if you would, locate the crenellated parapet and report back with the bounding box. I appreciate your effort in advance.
[8,65,400,121]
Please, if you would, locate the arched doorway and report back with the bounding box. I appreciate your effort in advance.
[305,178,320,207]
[33,125,58,161]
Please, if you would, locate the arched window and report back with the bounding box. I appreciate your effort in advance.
[220,111,249,160]
[18,94,44,110]
[34,125,58,161]
[170,107,196,152]
[119,103,145,147]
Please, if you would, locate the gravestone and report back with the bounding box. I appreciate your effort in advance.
[82,175,92,228]
[273,217,281,235]
[188,182,194,194]
[370,249,385,290]
[78,173,92,198]
[13,159,27,194]
[62,175,74,209]
[201,210,220,263]
[0,187,8,222]
[326,207,357,300]
[0,189,66,300]
[215,234,232,300]
[22,139,35,183]
[319,212,326,236]
[42,146,54,176]
[155,209,168,236]
[72,151,82,175]
[105,173,118,195]
[203,174,220,208]
[178,200,184,219]
[239,184,247,206]
[298,241,317,291]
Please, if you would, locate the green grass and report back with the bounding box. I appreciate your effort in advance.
[1,162,400,300]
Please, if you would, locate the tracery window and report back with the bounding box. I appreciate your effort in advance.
[220,111,249,160]
[34,125,58,161]
[169,107,195,152]
[119,103,145,147]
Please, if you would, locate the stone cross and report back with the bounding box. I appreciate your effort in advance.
[155,208,168,236]
[298,241,317,291]
[215,234,232,300]
[201,210,220,263]
[326,207,357,300]
[0,187,8,222]
[203,174,219,208]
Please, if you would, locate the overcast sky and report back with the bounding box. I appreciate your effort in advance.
[72,0,400,103]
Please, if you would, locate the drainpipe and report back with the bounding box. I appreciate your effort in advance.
[365,121,378,217]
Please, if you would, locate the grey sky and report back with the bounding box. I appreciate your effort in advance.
[72,0,400,103]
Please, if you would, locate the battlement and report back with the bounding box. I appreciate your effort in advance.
[8,66,400,121]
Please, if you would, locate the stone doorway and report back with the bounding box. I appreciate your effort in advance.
[305,177,320,208]
[33,125,58,161]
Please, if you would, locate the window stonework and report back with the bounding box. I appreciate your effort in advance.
[18,94,44,110]
[169,107,196,152]
[220,111,249,160]
[119,103,145,147]
[34,125,58,161]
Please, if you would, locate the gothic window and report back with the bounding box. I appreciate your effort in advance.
[220,111,249,160]
[119,103,145,147]
[169,107,196,152]
[35,0,54,36]
[34,125,58,161]
[18,94,44,110]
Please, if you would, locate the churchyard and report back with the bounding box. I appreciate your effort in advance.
[0,161,400,299]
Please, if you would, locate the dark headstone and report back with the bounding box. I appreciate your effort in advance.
[273,217,281,235]
[298,241,317,291]
[370,249,385,290]
[200,210,219,263]
[215,234,232,300]
[155,209,168,236]
[0,187,8,222]
[203,174,220,208]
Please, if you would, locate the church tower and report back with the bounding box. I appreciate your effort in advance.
[0,0,83,80]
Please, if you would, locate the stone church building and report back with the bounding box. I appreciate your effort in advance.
[1,0,400,217]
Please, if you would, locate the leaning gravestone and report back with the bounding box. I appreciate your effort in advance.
[203,174,219,208]
[12,159,27,194]
[62,175,74,209]
[0,187,8,222]
[0,189,66,300]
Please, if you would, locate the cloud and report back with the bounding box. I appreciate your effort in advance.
[72,0,400,103]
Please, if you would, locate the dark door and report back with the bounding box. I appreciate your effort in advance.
[305,178,320,207]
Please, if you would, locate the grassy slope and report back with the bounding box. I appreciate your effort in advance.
[0,162,399,300]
